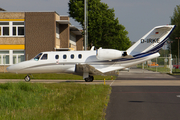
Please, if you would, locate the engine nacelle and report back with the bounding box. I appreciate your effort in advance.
[96,49,123,60]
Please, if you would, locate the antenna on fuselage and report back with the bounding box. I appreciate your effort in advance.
[90,46,95,51]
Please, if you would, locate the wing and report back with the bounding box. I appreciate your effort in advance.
[75,63,125,75]
[75,64,103,75]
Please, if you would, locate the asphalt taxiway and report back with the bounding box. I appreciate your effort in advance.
[106,68,180,120]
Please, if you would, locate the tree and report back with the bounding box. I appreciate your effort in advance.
[68,0,131,50]
[169,5,180,57]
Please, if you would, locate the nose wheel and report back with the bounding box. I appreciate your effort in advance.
[24,75,31,82]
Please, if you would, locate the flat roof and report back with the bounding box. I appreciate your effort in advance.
[70,25,82,35]
[56,20,71,24]
[0,8,6,11]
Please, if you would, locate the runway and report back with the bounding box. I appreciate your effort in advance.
[106,68,180,120]
[106,86,180,120]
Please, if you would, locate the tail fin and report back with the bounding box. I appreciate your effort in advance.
[127,25,176,56]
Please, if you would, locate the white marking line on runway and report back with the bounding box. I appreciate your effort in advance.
[110,80,115,86]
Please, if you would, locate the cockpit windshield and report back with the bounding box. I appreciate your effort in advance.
[34,53,42,61]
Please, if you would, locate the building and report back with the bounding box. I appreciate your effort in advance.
[0,10,83,72]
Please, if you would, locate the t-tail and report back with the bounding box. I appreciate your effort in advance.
[126,25,176,57]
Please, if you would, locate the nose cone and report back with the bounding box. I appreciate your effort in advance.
[6,64,20,73]
[7,60,34,73]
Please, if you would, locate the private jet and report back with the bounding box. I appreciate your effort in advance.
[7,25,175,82]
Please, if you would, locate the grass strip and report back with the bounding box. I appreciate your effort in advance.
[137,65,170,73]
[0,73,116,80]
[145,67,170,73]
[171,68,180,75]
[0,82,111,120]
[137,65,180,75]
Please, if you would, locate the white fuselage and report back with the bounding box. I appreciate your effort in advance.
[7,50,160,74]
[6,25,175,80]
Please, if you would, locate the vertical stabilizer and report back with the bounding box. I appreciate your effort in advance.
[127,25,175,56]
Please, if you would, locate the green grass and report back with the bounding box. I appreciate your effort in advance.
[172,68,180,75]
[0,82,111,120]
[0,73,116,80]
[137,65,180,75]
[137,65,170,73]
[145,67,170,73]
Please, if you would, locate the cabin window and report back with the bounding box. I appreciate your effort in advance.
[34,53,42,61]
[41,54,48,60]
[71,54,74,59]
[55,55,59,59]
[78,54,82,59]
[63,54,67,59]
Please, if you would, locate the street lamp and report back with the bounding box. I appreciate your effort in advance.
[84,0,88,50]
[175,37,180,69]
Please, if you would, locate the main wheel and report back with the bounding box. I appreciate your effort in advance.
[24,75,31,82]
[84,76,94,82]
[89,76,94,82]
[85,78,90,82]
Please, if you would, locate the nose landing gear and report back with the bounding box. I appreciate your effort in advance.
[24,75,31,82]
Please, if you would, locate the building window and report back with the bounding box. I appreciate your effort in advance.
[0,21,24,37]
[13,27,16,35]
[56,23,60,38]
[0,50,24,65]
[12,22,24,36]
[13,55,24,64]
[3,27,9,36]
[70,32,76,46]
[0,51,9,65]
[13,22,24,25]
[12,50,25,64]
[0,22,9,25]
[18,27,24,35]
[3,55,9,64]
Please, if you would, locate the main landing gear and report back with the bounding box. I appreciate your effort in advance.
[24,75,31,82]
[84,75,94,82]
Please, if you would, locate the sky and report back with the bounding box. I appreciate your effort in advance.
[1,0,179,42]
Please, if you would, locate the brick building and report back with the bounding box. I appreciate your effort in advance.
[0,10,83,72]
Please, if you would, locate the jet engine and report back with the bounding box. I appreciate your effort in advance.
[96,49,123,60]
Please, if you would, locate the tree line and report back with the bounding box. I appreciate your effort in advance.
[68,0,131,50]
[68,0,180,55]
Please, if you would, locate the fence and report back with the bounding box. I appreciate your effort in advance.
[138,55,174,73]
